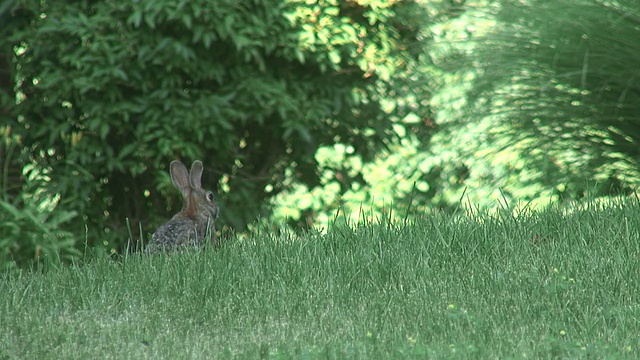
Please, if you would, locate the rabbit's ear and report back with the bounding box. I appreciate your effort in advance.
[189,160,204,190]
[170,161,191,194]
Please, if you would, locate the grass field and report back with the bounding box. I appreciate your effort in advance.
[2,200,640,359]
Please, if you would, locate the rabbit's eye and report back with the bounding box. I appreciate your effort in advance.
[206,192,215,202]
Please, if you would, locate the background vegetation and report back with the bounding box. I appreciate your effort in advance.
[428,0,640,208]
[0,0,437,266]
[1,0,640,267]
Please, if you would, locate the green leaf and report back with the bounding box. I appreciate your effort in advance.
[128,11,143,28]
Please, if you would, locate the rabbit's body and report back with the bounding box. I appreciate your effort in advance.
[147,160,219,252]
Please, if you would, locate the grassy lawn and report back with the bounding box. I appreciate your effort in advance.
[2,201,640,359]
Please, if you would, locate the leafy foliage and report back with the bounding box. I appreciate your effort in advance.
[0,130,80,269]
[6,0,636,264]
[0,0,435,260]
[270,122,437,229]
[273,0,640,227]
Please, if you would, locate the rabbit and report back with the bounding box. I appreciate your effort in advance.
[147,160,220,252]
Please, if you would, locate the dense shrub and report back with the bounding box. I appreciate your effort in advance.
[271,0,640,227]
[0,131,80,269]
[6,0,635,267]
[0,0,435,261]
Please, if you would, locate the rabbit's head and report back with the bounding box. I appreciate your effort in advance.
[170,160,219,233]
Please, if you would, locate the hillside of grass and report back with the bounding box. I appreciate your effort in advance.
[2,200,640,359]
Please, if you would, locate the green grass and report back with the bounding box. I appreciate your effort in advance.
[2,200,640,359]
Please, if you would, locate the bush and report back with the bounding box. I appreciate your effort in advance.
[272,0,640,227]
[0,0,436,261]
[0,130,80,269]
